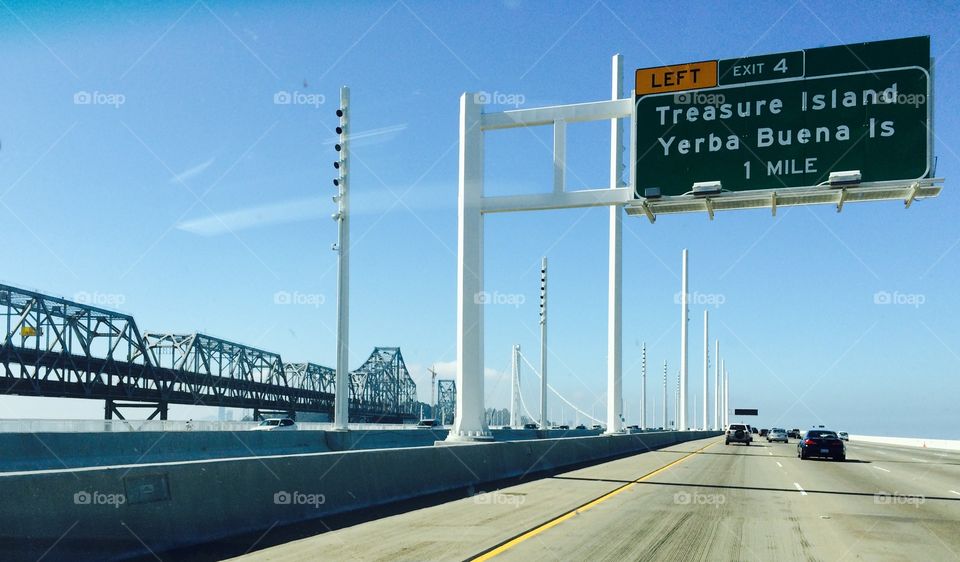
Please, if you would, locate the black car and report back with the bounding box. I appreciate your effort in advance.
[759,428,769,437]
[575,424,587,430]
[797,429,846,461]
[523,423,538,430]
[788,428,802,439]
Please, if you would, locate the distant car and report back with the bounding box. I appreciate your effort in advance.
[591,424,603,430]
[767,429,788,443]
[557,424,570,430]
[575,424,587,430]
[725,423,752,446]
[838,431,849,441]
[523,423,539,430]
[627,424,639,430]
[798,430,845,461]
[759,428,769,437]
[750,426,759,435]
[416,419,438,428]
[251,418,297,431]
[788,428,802,439]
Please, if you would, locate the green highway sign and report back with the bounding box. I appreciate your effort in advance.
[634,36,931,197]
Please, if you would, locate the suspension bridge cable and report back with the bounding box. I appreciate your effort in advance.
[517,350,603,425]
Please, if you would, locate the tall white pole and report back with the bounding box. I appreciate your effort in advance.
[539,256,548,429]
[714,339,720,430]
[724,369,730,428]
[641,342,647,430]
[511,344,521,428]
[448,92,490,441]
[679,249,689,430]
[675,370,680,429]
[662,360,667,429]
[703,310,709,431]
[606,53,624,435]
[333,86,351,430]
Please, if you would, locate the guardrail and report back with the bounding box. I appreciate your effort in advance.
[0,419,431,433]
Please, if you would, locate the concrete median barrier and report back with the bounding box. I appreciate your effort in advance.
[0,430,719,560]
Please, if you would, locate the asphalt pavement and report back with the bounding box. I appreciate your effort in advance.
[233,436,960,561]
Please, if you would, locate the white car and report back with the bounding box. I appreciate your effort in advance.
[838,431,849,441]
[250,418,297,431]
[767,428,788,443]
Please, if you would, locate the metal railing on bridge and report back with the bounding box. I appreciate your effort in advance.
[0,419,434,433]
[0,284,419,422]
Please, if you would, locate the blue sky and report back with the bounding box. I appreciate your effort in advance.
[1,0,958,438]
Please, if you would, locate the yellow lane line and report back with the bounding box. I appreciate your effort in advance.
[470,439,718,561]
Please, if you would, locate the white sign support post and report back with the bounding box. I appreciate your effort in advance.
[679,249,688,430]
[446,61,633,442]
[703,309,709,430]
[607,53,625,435]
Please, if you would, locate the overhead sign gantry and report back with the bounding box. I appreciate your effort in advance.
[447,36,943,442]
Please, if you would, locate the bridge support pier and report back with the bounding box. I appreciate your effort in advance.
[104,400,168,421]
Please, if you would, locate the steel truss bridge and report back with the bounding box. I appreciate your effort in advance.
[0,284,418,422]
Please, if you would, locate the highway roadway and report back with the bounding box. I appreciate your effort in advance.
[231,436,960,561]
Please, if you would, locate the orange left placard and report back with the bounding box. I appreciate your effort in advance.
[635,60,718,95]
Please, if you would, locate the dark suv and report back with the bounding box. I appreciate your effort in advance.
[725,423,752,446]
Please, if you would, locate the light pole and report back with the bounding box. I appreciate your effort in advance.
[333,86,350,430]
[511,345,521,428]
[641,342,647,429]
[539,257,548,429]
[662,360,667,429]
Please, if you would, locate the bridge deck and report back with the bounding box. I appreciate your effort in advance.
[231,438,960,561]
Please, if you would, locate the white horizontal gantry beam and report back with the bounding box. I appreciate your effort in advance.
[481,98,632,131]
[482,188,633,214]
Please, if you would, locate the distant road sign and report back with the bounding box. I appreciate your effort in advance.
[734,409,758,416]
[634,36,931,197]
